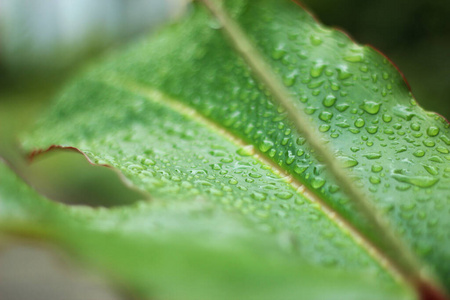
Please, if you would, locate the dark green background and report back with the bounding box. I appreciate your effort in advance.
[301,0,450,119]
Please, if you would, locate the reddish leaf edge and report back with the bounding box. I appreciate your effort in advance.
[290,0,450,126]
[27,145,150,204]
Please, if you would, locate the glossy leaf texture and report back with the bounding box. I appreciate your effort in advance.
[7,0,450,297]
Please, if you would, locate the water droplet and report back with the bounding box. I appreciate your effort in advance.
[361,100,381,115]
[440,135,450,145]
[251,191,267,201]
[296,137,306,145]
[392,172,439,188]
[259,139,274,153]
[337,67,353,80]
[319,124,330,132]
[323,95,337,107]
[344,54,363,62]
[283,72,297,87]
[382,114,392,123]
[272,47,287,60]
[429,156,444,163]
[413,150,425,157]
[305,106,318,115]
[423,165,438,176]
[371,164,383,173]
[237,145,255,156]
[396,146,407,153]
[360,65,369,72]
[249,172,262,178]
[311,177,326,189]
[410,123,421,131]
[369,176,381,184]
[310,35,323,46]
[337,155,358,168]
[423,140,435,147]
[319,111,333,121]
[228,179,238,185]
[220,157,233,163]
[363,152,382,159]
[294,164,308,174]
[393,105,416,120]
[286,151,295,165]
[336,103,350,112]
[366,125,378,134]
[141,158,156,166]
[310,64,325,78]
[275,191,293,200]
[354,118,365,128]
[427,126,440,137]
[436,147,449,154]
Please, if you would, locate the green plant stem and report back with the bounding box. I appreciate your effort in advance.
[197,0,444,297]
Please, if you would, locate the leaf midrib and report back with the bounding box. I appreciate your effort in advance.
[96,73,404,283]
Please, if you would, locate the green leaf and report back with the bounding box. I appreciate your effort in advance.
[3,0,449,297]
[0,162,413,300]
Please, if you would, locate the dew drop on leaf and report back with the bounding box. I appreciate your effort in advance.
[259,139,274,153]
[363,152,382,159]
[311,177,326,189]
[361,100,381,115]
[275,191,293,200]
[392,173,439,188]
[427,126,440,137]
[354,118,365,128]
[323,95,337,107]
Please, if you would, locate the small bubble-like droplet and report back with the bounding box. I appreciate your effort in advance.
[427,126,440,137]
[369,176,381,184]
[251,191,267,201]
[423,165,438,176]
[354,118,365,128]
[413,150,425,157]
[311,177,326,189]
[323,95,337,107]
[371,164,383,172]
[259,139,274,153]
[392,172,439,188]
[361,100,381,115]
[382,114,392,123]
[294,164,308,174]
[423,140,435,147]
[363,152,382,159]
[319,124,330,132]
[436,147,449,154]
[237,145,255,156]
[310,35,323,46]
[410,123,421,131]
[310,65,325,78]
[275,191,293,200]
[337,155,359,168]
[319,111,333,121]
[272,47,287,60]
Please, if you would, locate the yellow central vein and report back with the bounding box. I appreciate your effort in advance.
[98,74,405,284]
